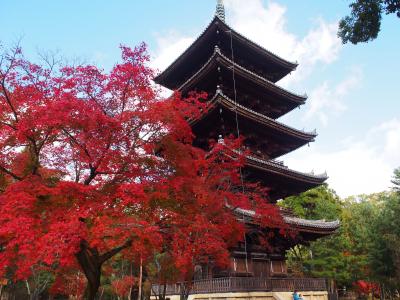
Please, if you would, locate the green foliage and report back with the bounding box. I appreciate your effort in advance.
[282,186,383,287]
[391,167,400,192]
[338,0,400,44]
[284,168,400,291]
[282,185,352,285]
[369,191,400,290]
[147,252,180,285]
[304,234,350,285]
[280,184,341,221]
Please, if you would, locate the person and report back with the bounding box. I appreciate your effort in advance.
[293,291,300,300]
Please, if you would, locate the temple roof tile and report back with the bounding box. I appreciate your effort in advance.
[155,16,297,86]
[178,46,307,104]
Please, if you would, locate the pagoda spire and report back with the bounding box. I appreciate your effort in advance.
[215,0,226,22]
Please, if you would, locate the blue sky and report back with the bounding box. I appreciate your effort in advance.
[2,0,400,197]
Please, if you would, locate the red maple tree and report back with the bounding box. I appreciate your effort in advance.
[0,44,283,299]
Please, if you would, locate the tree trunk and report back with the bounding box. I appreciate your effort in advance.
[76,241,101,300]
[76,239,132,300]
[128,263,133,300]
[138,257,143,300]
[179,282,191,300]
[25,280,31,298]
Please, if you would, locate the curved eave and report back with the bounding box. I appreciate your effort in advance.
[155,17,297,87]
[216,17,298,71]
[154,17,219,86]
[179,47,307,104]
[245,155,328,185]
[214,91,316,141]
[190,91,315,146]
[284,216,340,234]
[234,207,340,234]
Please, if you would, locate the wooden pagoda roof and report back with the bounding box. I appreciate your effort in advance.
[155,16,298,89]
[218,144,327,201]
[190,91,316,158]
[178,46,307,108]
[234,207,340,235]
[244,154,328,201]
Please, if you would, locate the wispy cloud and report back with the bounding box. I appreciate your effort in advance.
[284,118,400,197]
[304,67,363,126]
[150,31,194,73]
[224,0,342,86]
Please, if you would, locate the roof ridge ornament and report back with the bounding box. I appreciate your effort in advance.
[215,0,226,22]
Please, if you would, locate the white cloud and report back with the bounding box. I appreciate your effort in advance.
[284,118,400,198]
[370,119,400,164]
[150,32,195,98]
[151,31,194,73]
[303,67,362,126]
[224,0,342,86]
[92,51,109,65]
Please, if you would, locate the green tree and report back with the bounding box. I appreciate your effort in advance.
[280,185,341,220]
[391,167,400,192]
[283,169,400,291]
[281,185,349,284]
[369,191,400,290]
[303,195,379,286]
[282,186,383,288]
[338,0,400,44]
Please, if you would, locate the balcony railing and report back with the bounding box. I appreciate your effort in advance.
[152,277,327,296]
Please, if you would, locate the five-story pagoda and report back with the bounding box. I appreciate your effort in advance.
[154,1,339,298]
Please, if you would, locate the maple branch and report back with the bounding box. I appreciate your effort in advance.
[0,165,22,181]
[120,75,133,114]
[99,239,132,264]
[84,166,98,185]
[87,92,108,116]
[137,124,163,144]
[85,139,112,184]
[62,129,99,184]
[25,135,41,176]
[62,129,93,161]
[0,47,20,122]
[37,131,52,153]
[0,121,17,130]
[37,50,60,75]
[74,159,81,183]
[0,81,18,122]
[20,65,45,96]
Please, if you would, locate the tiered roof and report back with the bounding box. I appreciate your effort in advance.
[177,46,306,119]
[155,17,297,89]
[155,1,339,237]
[191,90,316,159]
[236,207,340,236]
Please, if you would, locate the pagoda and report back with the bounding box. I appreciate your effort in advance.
[154,1,339,298]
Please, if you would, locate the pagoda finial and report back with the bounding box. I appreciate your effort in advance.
[215,0,226,22]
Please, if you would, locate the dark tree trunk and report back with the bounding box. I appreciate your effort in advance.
[76,239,132,300]
[76,240,101,300]
[179,282,191,300]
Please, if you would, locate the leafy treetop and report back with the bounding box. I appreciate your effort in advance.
[338,0,400,44]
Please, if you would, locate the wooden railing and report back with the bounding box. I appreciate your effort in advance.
[152,277,327,295]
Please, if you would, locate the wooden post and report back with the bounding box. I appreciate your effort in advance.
[128,263,133,300]
[138,256,143,300]
[25,280,31,298]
